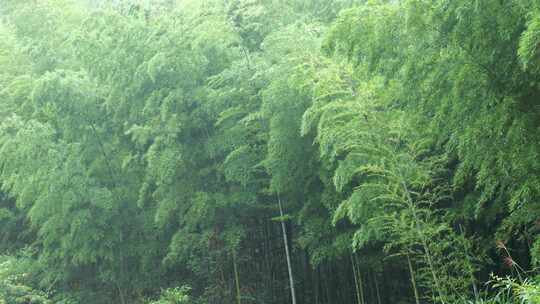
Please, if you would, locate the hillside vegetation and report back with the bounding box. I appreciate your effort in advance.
[0,0,539,303]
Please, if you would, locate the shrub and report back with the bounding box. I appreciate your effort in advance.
[0,256,51,304]
[148,286,192,304]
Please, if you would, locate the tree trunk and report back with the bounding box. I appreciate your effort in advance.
[407,253,421,304]
[374,269,382,304]
[315,267,320,304]
[278,194,297,304]
[354,253,365,304]
[401,179,446,304]
[350,252,363,304]
[323,265,331,304]
[232,250,242,304]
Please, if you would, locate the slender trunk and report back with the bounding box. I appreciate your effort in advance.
[117,249,127,304]
[304,250,310,303]
[367,269,374,304]
[350,252,362,304]
[116,282,126,304]
[374,270,382,304]
[264,219,272,301]
[407,253,421,304]
[232,250,242,304]
[359,272,365,304]
[401,180,446,304]
[315,267,320,304]
[220,264,227,298]
[354,253,365,304]
[278,194,297,304]
[323,264,331,303]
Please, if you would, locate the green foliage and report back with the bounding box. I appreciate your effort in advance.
[0,255,51,304]
[487,275,540,304]
[0,0,539,303]
[148,286,192,304]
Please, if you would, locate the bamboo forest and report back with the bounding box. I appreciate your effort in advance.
[1,0,540,303]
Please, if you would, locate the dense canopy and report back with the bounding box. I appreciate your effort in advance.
[0,0,539,303]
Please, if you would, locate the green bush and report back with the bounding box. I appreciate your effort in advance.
[148,286,192,304]
[0,256,51,304]
[491,275,540,304]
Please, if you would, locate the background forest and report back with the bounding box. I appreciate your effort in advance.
[0,0,539,303]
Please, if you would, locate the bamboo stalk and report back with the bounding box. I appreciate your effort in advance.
[350,251,362,304]
[407,253,421,304]
[232,250,242,304]
[278,194,297,304]
[374,270,382,304]
[354,253,365,304]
